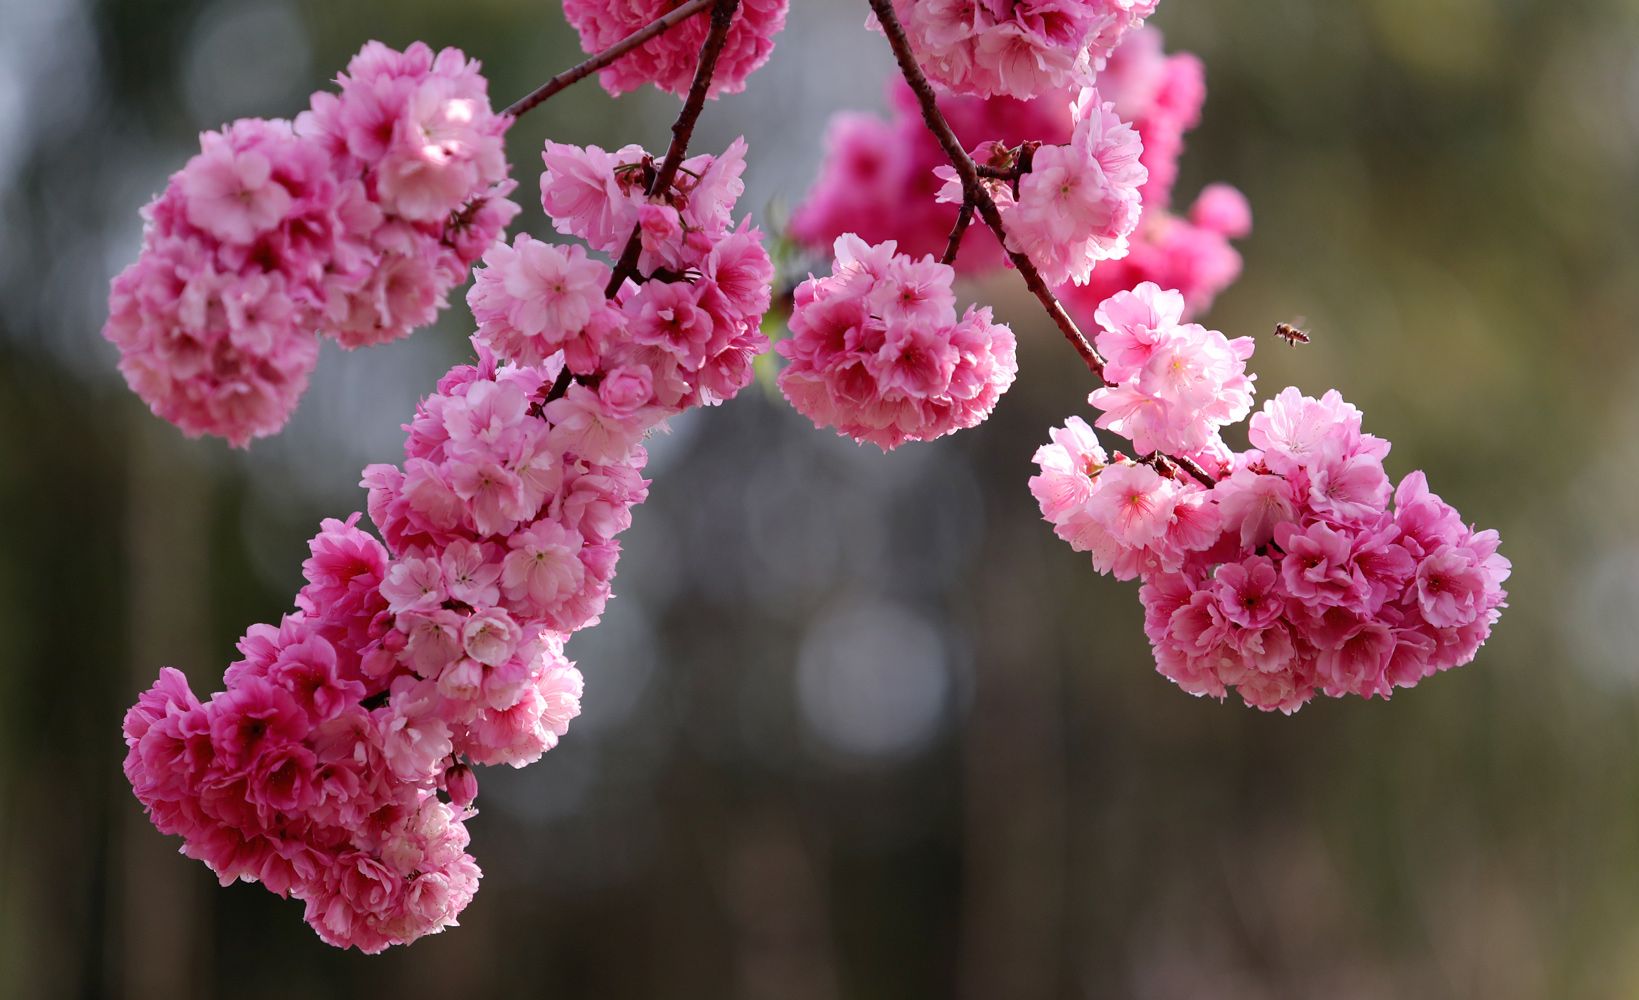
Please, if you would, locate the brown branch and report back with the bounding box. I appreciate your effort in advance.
[941,198,974,266]
[868,0,1221,486]
[543,365,576,404]
[503,0,718,119]
[605,0,742,296]
[865,0,1106,385]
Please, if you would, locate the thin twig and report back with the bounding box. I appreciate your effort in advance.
[941,198,974,266]
[865,0,1106,384]
[503,0,717,119]
[1172,455,1216,487]
[605,0,742,296]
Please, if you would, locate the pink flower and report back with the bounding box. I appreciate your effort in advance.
[539,141,638,253]
[439,539,502,607]
[1087,282,1255,456]
[1248,387,1364,475]
[1190,182,1252,239]
[1213,556,1283,630]
[777,236,1016,450]
[562,0,788,97]
[468,234,612,368]
[1084,461,1176,547]
[379,555,445,614]
[179,127,295,244]
[1030,415,1107,520]
[1414,545,1492,629]
[1214,467,1297,549]
[545,383,649,465]
[501,520,587,613]
[379,677,453,782]
[887,0,1157,99]
[462,608,521,666]
[1275,520,1366,611]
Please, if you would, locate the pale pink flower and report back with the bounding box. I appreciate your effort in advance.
[778,236,1016,450]
[1084,461,1177,548]
[180,127,294,244]
[439,539,502,607]
[501,520,587,613]
[461,608,521,667]
[468,234,611,367]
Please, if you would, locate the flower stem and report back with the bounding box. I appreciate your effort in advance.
[941,198,974,266]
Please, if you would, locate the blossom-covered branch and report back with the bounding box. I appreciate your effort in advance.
[606,0,743,294]
[866,0,1109,384]
[503,0,717,118]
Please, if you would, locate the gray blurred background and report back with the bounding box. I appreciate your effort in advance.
[2,0,1637,996]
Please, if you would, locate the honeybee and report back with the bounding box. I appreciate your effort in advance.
[1272,317,1311,346]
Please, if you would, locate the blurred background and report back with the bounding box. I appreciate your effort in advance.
[2,0,1637,996]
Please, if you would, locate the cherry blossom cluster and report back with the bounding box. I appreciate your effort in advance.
[108,0,1519,959]
[562,0,788,97]
[103,41,516,447]
[791,27,1249,320]
[123,120,776,949]
[1032,296,1510,712]
[882,0,1158,99]
[1085,282,1255,459]
[777,234,1017,450]
[472,136,773,411]
[123,512,582,952]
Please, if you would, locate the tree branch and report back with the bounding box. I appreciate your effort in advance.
[605,0,742,296]
[503,0,718,119]
[941,198,974,266]
[867,0,1218,487]
[866,0,1106,384]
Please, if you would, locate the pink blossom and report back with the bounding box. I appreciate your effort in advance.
[1087,282,1255,456]
[562,0,787,98]
[1035,386,1506,710]
[380,555,446,614]
[777,236,1017,450]
[179,127,295,244]
[467,234,613,368]
[886,0,1158,99]
[439,539,502,607]
[1214,467,1297,549]
[462,608,521,666]
[502,520,587,614]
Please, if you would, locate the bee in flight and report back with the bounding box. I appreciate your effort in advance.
[1272,317,1311,346]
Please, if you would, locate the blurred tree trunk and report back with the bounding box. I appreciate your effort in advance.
[957,527,1067,1000]
[113,420,212,1000]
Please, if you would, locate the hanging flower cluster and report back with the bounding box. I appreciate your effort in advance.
[882,0,1159,99]
[777,234,1017,449]
[103,41,517,446]
[1032,295,1510,712]
[123,118,773,950]
[109,0,1512,956]
[122,511,581,952]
